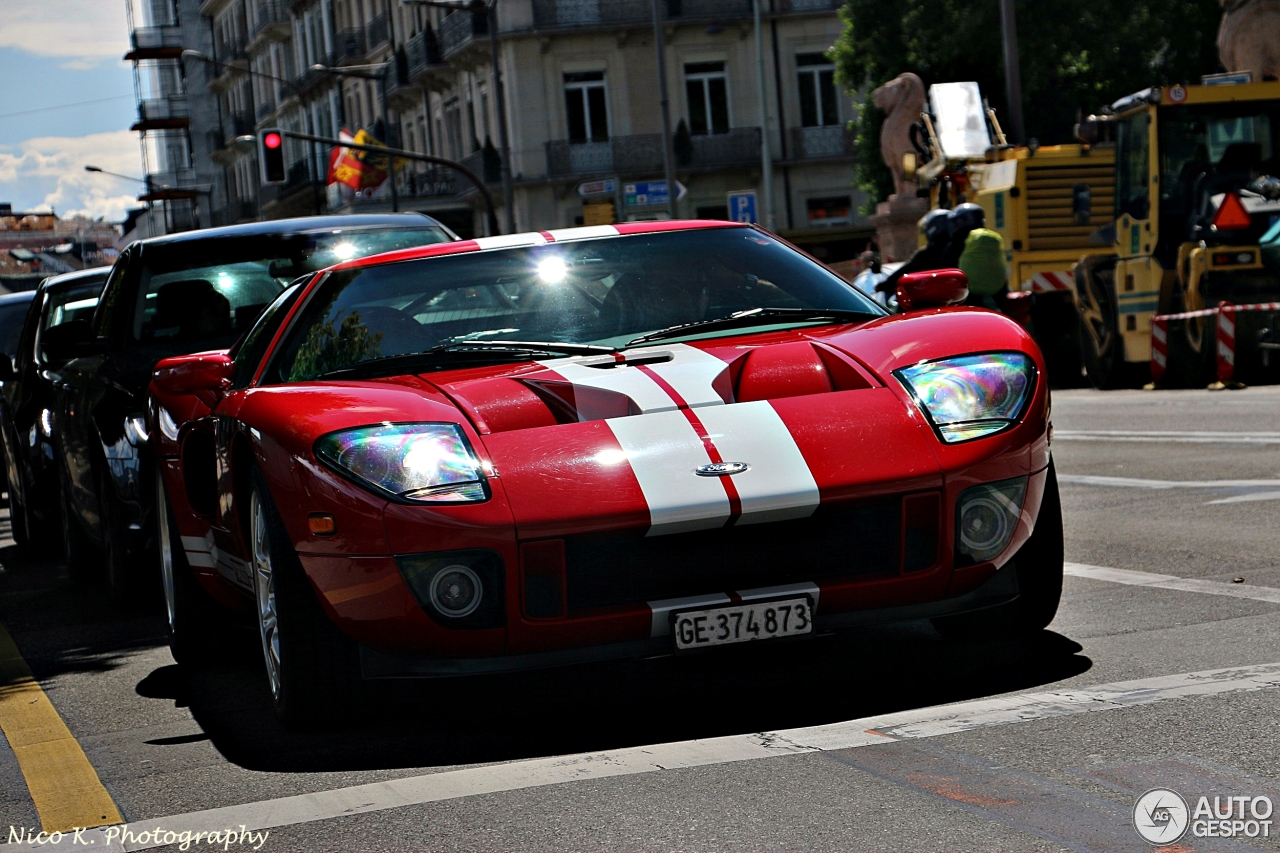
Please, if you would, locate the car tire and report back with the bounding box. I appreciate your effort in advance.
[249,467,359,729]
[933,461,1065,640]
[60,470,99,584]
[1076,263,1141,389]
[157,471,223,666]
[99,473,141,604]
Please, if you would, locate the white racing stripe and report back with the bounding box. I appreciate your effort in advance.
[1054,429,1280,445]
[1064,562,1280,605]
[606,409,729,535]
[17,661,1280,851]
[639,344,730,409]
[695,401,820,524]
[472,233,547,250]
[536,344,729,415]
[546,225,620,241]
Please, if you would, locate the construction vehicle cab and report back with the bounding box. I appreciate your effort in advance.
[1074,78,1280,387]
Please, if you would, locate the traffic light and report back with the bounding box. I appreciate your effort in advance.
[258,128,286,185]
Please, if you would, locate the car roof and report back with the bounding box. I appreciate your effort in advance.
[329,220,748,271]
[0,289,36,307]
[40,266,112,294]
[132,213,450,249]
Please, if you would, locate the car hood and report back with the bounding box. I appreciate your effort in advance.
[427,313,1030,539]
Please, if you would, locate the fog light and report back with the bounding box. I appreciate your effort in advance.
[956,477,1027,564]
[430,565,483,617]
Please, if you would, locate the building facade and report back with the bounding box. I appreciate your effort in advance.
[124,0,868,256]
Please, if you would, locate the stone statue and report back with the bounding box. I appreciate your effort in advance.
[871,72,926,199]
[1219,0,1280,81]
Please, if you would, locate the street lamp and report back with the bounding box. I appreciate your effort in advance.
[405,0,516,234]
[182,49,325,215]
[84,165,148,184]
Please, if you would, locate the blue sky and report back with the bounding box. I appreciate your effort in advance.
[0,1,144,221]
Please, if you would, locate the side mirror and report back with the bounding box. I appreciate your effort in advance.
[896,269,970,311]
[41,320,97,362]
[152,351,234,402]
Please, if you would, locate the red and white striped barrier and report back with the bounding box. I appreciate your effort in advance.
[1023,271,1073,293]
[1149,301,1280,384]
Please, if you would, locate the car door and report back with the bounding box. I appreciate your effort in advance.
[0,289,44,510]
[55,252,136,545]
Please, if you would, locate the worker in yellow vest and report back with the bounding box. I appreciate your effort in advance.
[953,205,1007,308]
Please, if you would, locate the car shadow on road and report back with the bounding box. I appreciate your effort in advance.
[0,532,169,687]
[134,620,1091,774]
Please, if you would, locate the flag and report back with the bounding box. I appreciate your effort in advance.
[329,128,388,192]
[327,128,356,187]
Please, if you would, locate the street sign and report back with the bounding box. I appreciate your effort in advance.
[728,190,758,224]
[583,201,616,226]
[576,178,616,198]
[624,180,687,207]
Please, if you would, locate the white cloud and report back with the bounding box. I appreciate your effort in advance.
[0,130,143,222]
[1,1,129,64]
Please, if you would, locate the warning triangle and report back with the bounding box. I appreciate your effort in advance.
[1213,193,1252,231]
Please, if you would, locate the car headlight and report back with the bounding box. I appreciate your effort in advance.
[314,423,488,503]
[894,352,1036,443]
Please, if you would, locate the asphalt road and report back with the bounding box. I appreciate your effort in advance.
[2,386,1280,852]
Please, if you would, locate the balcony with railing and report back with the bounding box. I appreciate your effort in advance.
[223,112,256,143]
[126,25,184,60]
[790,125,853,159]
[251,0,291,42]
[292,56,337,97]
[439,10,488,60]
[213,37,249,79]
[131,97,190,131]
[545,127,760,178]
[531,0,749,28]
[405,29,446,82]
[366,13,391,52]
[334,29,367,65]
[142,169,200,200]
[256,100,277,122]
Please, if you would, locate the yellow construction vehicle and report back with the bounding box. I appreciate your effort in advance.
[917,76,1280,388]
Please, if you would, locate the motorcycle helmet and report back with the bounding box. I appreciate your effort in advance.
[950,202,985,235]
[920,209,954,246]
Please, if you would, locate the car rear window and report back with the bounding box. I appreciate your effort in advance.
[130,225,451,358]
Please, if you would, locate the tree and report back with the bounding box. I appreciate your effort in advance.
[832,0,1225,210]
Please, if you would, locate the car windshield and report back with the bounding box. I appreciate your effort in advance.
[270,227,883,383]
[0,299,31,359]
[131,225,452,358]
[1160,102,1280,214]
[40,282,104,364]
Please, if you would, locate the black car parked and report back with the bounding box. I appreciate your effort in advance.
[0,268,109,552]
[44,214,456,597]
[0,288,39,516]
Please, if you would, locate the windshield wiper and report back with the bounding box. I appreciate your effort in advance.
[627,307,875,347]
[317,341,619,380]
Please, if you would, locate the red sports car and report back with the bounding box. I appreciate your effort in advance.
[150,221,1060,727]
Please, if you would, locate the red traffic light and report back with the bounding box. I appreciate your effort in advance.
[263,132,282,149]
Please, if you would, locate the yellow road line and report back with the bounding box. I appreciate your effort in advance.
[0,619,122,833]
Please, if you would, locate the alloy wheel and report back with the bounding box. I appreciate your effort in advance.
[156,475,177,633]
[250,491,282,701]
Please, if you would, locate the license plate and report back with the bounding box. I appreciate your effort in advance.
[672,597,813,651]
